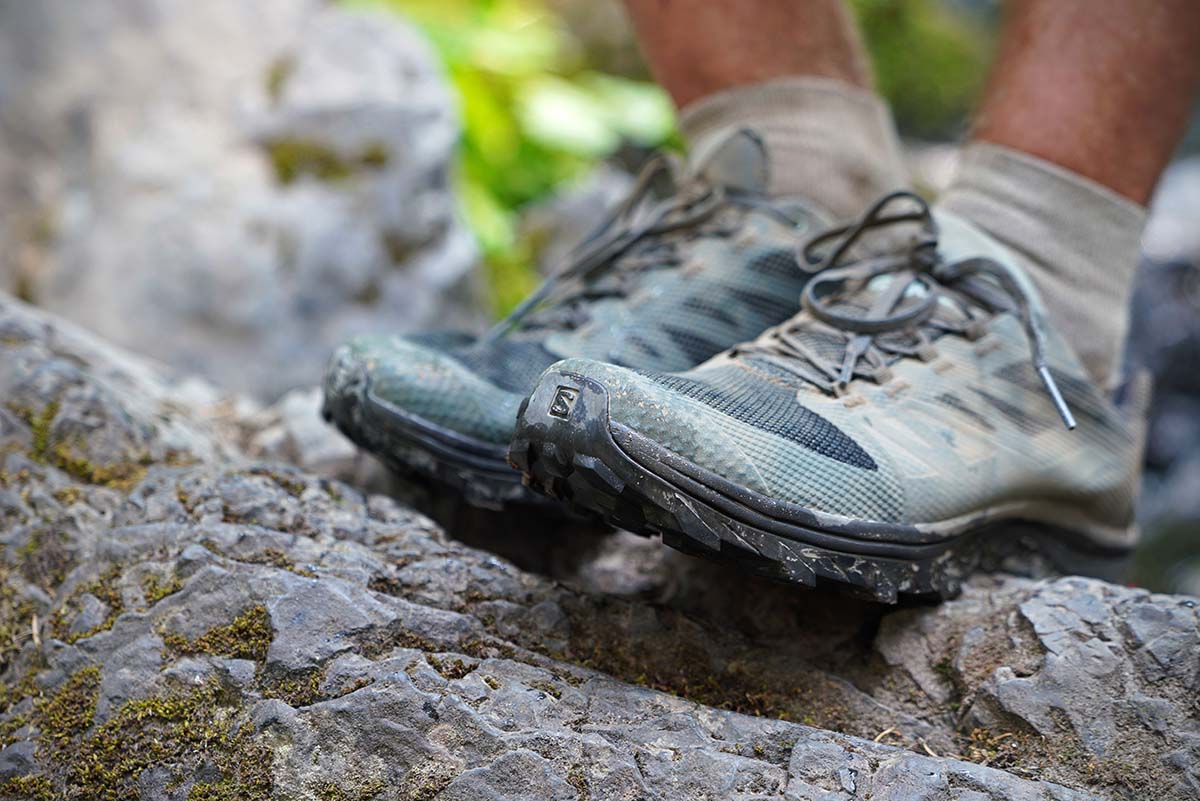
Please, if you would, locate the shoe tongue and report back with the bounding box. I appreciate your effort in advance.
[688,128,769,194]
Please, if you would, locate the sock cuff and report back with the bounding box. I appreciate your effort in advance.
[943,142,1147,240]
[940,142,1147,390]
[679,76,895,135]
[679,77,907,220]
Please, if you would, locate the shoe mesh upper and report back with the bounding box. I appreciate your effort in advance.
[638,365,876,469]
[328,207,823,446]
[553,208,1143,537]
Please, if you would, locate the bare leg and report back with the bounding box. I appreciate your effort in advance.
[623,0,871,109]
[974,0,1200,204]
[945,1,1200,389]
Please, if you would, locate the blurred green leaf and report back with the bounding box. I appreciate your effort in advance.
[584,73,676,145]
[853,0,993,138]
[351,0,679,317]
[519,76,620,155]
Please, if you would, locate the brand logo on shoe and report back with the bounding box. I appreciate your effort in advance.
[548,386,579,419]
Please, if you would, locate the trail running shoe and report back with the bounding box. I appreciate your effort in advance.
[323,130,827,508]
[510,192,1147,600]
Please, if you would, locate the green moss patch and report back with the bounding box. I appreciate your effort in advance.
[314,778,386,801]
[0,776,55,800]
[161,606,272,662]
[27,401,58,462]
[425,654,476,681]
[46,441,148,491]
[43,679,272,800]
[259,666,325,708]
[16,399,149,490]
[239,547,317,579]
[50,566,125,644]
[141,571,184,605]
[265,138,390,185]
[35,666,100,745]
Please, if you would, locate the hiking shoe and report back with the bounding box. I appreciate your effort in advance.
[323,130,827,508]
[510,192,1146,599]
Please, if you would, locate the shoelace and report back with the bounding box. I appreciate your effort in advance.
[735,191,1077,429]
[481,154,797,341]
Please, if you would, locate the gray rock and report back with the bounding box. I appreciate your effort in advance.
[1126,159,1200,596]
[2,293,1197,800]
[0,740,36,780]
[246,387,357,475]
[0,0,483,401]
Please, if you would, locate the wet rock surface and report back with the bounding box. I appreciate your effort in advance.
[2,297,1198,800]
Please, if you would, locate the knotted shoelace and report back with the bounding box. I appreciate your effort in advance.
[482,154,804,340]
[734,191,1076,429]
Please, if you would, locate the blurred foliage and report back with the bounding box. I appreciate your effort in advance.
[355,0,992,316]
[354,0,677,314]
[855,0,993,139]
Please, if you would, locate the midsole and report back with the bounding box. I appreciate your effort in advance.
[610,421,1133,558]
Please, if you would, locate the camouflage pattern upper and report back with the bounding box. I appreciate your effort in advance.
[509,192,1145,600]
[322,130,828,507]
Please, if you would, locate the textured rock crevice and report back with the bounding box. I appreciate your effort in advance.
[1,295,1198,800]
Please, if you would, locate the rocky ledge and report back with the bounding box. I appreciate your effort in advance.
[0,295,1197,801]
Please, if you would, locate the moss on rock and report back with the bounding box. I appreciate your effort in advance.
[50,566,125,644]
[35,665,100,744]
[0,775,55,800]
[161,606,273,662]
[15,400,149,491]
[46,680,273,800]
[265,138,391,185]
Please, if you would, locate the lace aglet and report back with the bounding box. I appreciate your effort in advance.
[1037,365,1076,430]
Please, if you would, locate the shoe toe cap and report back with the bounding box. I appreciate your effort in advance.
[323,334,522,445]
[533,358,774,495]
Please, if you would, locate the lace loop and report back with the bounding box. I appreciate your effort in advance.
[743,191,1077,429]
[481,155,755,342]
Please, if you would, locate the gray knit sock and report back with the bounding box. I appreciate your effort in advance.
[678,77,907,221]
[939,143,1147,392]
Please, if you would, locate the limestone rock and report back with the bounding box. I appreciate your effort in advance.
[2,294,1197,799]
[0,0,482,400]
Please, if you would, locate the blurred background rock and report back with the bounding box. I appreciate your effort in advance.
[0,0,482,402]
[0,0,1196,593]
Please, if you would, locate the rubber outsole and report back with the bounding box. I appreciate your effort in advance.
[321,374,554,511]
[507,368,1133,603]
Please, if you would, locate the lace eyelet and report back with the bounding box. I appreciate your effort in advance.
[963,319,988,341]
[841,393,867,409]
[916,343,939,362]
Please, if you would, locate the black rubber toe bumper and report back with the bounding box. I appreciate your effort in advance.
[508,367,1132,602]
